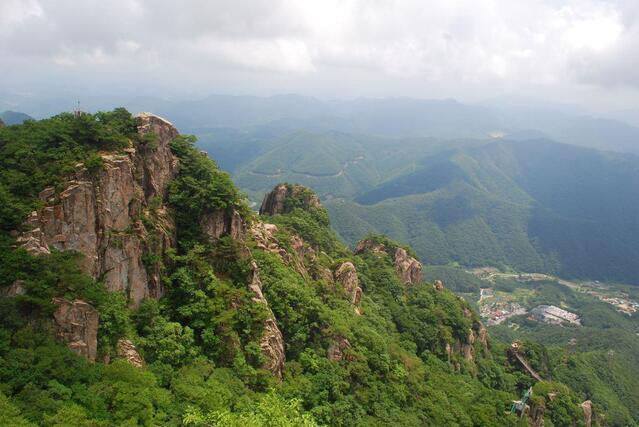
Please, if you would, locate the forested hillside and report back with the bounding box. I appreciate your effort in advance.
[0,110,603,426]
[197,122,639,284]
[328,140,639,283]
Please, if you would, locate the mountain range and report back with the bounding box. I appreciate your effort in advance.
[1,109,617,426]
[193,114,639,284]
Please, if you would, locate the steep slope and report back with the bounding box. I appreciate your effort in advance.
[0,111,600,426]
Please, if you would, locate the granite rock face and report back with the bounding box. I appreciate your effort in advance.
[394,247,422,285]
[117,339,145,368]
[581,400,593,427]
[328,337,352,362]
[200,208,246,241]
[259,184,321,216]
[250,221,308,277]
[52,298,99,361]
[334,262,363,310]
[247,261,286,378]
[18,113,178,307]
[1,280,26,297]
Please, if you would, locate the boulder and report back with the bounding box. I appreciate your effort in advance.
[52,298,99,361]
[433,280,445,291]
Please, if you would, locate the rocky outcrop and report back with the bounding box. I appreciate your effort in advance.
[259,184,321,216]
[433,280,445,291]
[247,261,285,378]
[134,113,179,199]
[250,222,310,278]
[251,222,282,254]
[1,280,26,297]
[200,204,286,378]
[581,400,593,427]
[52,298,99,361]
[260,318,286,378]
[117,339,145,368]
[394,247,422,285]
[354,239,387,255]
[355,239,422,286]
[328,336,352,362]
[334,262,362,313]
[17,113,178,307]
[200,208,245,241]
[477,323,489,351]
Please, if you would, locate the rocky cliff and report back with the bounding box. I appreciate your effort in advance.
[18,113,178,307]
[14,112,289,376]
[334,261,362,313]
[52,298,99,361]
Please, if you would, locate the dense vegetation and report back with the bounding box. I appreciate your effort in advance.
[0,111,622,426]
[487,278,639,426]
[327,140,639,284]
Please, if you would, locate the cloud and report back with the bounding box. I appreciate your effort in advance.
[0,0,638,110]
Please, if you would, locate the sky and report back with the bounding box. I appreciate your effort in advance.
[1,0,639,120]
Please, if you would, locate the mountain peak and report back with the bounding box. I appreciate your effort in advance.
[259,183,321,216]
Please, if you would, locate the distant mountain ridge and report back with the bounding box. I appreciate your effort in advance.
[181,95,639,154]
[2,94,638,154]
[0,110,33,125]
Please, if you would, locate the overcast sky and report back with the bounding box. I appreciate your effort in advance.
[1,0,638,119]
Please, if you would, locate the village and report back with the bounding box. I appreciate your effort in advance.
[478,287,582,327]
[469,268,639,320]
[578,282,639,316]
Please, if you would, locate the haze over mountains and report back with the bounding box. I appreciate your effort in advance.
[5,94,639,154]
